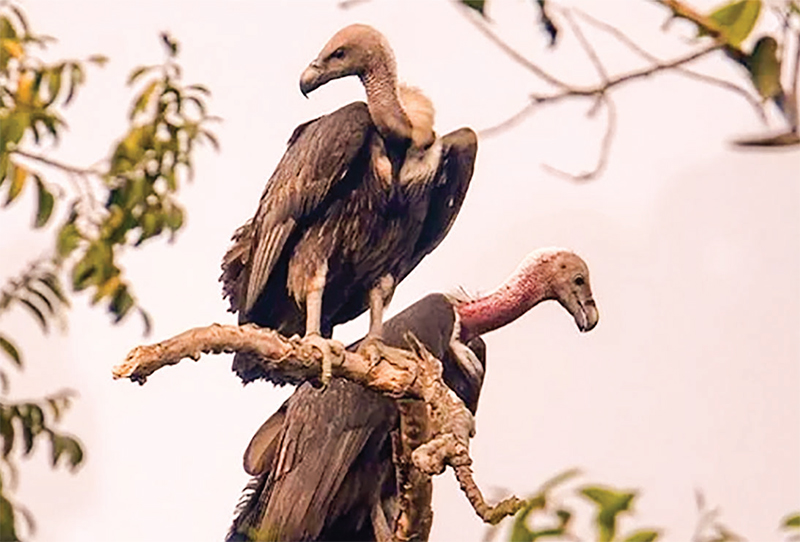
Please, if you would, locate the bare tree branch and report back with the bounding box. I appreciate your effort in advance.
[542,96,617,182]
[574,8,767,123]
[452,0,571,90]
[112,324,527,534]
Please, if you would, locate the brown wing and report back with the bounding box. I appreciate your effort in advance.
[401,127,477,277]
[219,101,375,316]
[326,128,478,327]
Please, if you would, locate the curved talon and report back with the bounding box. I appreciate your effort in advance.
[357,336,391,369]
[298,333,343,386]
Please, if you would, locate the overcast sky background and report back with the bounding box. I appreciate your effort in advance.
[0,1,798,541]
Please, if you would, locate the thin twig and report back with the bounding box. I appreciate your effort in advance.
[452,0,571,90]
[11,149,102,177]
[542,96,617,182]
[574,8,766,123]
[478,101,539,138]
[562,9,608,83]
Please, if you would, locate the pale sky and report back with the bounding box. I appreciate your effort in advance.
[1,1,798,541]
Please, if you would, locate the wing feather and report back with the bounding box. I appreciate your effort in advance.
[404,127,477,276]
[239,102,374,314]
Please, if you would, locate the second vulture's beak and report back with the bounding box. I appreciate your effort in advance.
[559,293,599,333]
[574,297,599,333]
[299,61,325,98]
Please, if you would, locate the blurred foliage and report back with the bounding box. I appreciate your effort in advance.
[0,2,216,539]
[484,469,800,542]
[489,470,797,542]
[459,0,799,146]
[485,469,661,542]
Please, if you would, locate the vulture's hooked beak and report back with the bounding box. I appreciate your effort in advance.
[559,291,599,333]
[299,61,325,98]
[574,297,599,333]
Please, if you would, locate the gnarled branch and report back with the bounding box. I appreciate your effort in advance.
[113,324,526,537]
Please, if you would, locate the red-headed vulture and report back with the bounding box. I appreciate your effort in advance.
[226,248,599,541]
[220,24,478,384]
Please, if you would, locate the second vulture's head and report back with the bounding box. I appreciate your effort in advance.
[537,249,599,333]
[456,248,600,342]
[300,24,395,97]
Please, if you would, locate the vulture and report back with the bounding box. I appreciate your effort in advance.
[226,248,599,541]
[220,24,478,384]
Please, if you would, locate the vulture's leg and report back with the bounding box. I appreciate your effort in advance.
[357,274,397,366]
[299,261,341,385]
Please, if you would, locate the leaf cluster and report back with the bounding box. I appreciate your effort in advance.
[488,469,660,542]
[0,391,82,541]
[660,0,797,130]
[0,3,217,539]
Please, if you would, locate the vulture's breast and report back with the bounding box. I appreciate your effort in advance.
[287,132,435,302]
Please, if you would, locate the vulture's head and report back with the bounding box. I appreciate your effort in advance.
[300,24,395,97]
[535,249,599,332]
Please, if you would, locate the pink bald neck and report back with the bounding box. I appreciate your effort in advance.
[457,259,554,342]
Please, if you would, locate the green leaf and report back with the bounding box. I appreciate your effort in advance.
[56,221,81,258]
[18,297,48,332]
[783,512,800,529]
[49,433,83,470]
[129,80,159,120]
[0,494,19,542]
[110,284,134,322]
[9,5,29,34]
[60,435,83,470]
[64,62,85,105]
[623,529,661,542]
[746,36,782,99]
[24,286,55,317]
[201,129,219,151]
[704,0,761,47]
[461,0,487,16]
[164,205,183,232]
[45,63,64,106]
[86,54,109,67]
[0,17,19,41]
[18,404,44,455]
[0,335,21,367]
[581,485,637,542]
[33,175,54,228]
[127,65,155,86]
[138,307,152,336]
[4,164,27,206]
[0,409,14,456]
[37,273,70,308]
[187,83,211,95]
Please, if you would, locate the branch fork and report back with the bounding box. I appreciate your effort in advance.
[113,323,525,536]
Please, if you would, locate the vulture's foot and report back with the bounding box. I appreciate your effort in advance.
[356,336,394,370]
[296,332,343,387]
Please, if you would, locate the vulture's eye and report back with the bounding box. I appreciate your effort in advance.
[574,276,585,286]
[330,48,346,60]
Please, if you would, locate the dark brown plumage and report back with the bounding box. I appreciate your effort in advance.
[226,249,598,541]
[220,25,477,384]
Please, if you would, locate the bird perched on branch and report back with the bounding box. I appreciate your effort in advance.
[220,24,478,385]
[226,248,599,541]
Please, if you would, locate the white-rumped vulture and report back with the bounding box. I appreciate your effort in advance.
[221,24,478,383]
[226,248,599,541]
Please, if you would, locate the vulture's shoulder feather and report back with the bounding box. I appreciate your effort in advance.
[241,101,374,312]
[403,128,478,279]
